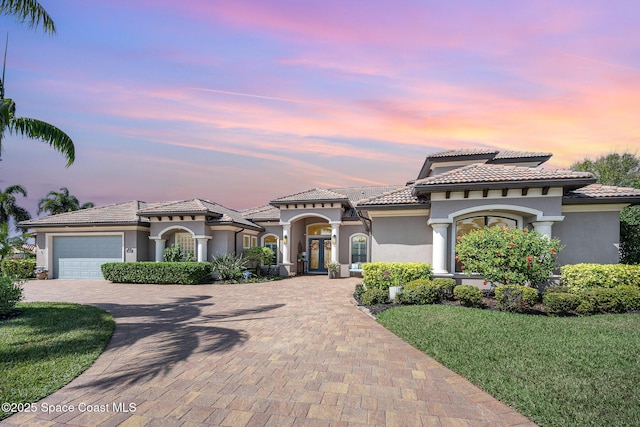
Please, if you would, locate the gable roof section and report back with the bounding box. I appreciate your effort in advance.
[270,188,351,206]
[138,198,260,229]
[416,149,552,180]
[18,201,151,228]
[564,184,640,205]
[413,164,596,194]
[329,185,405,204]
[356,186,429,209]
[241,204,281,221]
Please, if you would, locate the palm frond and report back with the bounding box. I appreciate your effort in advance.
[10,117,75,166]
[0,0,56,34]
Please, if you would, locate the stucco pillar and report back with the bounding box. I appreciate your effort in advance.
[282,224,291,266]
[153,238,166,262]
[330,222,340,264]
[429,222,449,274]
[533,221,554,239]
[196,237,210,262]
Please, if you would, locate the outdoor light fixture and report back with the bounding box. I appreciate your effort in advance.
[332,234,337,245]
[283,234,288,245]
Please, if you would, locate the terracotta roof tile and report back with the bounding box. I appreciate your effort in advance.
[241,205,281,221]
[416,164,594,187]
[564,184,640,200]
[357,186,428,207]
[18,201,149,227]
[270,188,350,204]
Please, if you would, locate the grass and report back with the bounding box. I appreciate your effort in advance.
[377,305,640,427]
[0,302,114,420]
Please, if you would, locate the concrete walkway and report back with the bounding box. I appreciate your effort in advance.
[4,276,535,426]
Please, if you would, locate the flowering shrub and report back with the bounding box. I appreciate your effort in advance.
[456,226,562,287]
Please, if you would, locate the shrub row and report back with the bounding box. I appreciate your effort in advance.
[560,264,640,292]
[101,262,213,285]
[543,285,640,316]
[453,285,483,307]
[0,275,23,316]
[495,285,539,312]
[1,259,36,279]
[362,262,432,290]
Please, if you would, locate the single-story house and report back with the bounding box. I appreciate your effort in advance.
[19,149,640,280]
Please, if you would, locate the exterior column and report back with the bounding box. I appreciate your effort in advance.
[533,221,554,239]
[196,237,210,262]
[330,222,341,264]
[429,222,450,274]
[153,238,166,262]
[282,224,291,266]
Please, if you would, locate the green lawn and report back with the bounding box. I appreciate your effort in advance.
[377,305,640,427]
[0,302,114,420]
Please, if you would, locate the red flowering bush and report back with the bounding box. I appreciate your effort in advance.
[456,226,563,287]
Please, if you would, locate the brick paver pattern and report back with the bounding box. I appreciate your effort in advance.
[3,276,536,426]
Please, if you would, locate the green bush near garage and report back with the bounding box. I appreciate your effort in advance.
[101,262,213,285]
[1,258,36,279]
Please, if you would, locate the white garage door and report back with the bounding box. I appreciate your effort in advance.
[53,236,123,279]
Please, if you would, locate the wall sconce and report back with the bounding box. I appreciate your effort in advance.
[283,234,288,245]
[331,234,337,245]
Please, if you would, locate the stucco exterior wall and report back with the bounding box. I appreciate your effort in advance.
[210,230,236,257]
[150,220,210,238]
[371,216,431,262]
[430,195,563,221]
[279,207,343,223]
[554,210,621,265]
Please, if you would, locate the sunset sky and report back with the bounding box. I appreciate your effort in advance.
[1,0,639,217]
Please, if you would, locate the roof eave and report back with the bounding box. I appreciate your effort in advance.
[414,178,597,194]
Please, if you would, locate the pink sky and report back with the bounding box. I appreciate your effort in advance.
[1,0,639,216]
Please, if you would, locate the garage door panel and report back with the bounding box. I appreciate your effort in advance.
[53,236,122,279]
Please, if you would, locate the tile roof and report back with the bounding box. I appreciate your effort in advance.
[270,188,350,204]
[493,150,552,160]
[564,184,640,203]
[139,198,259,228]
[415,164,595,190]
[18,201,150,227]
[329,185,405,204]
[357,186,428,207]
[241,205,281,221]
[428,148,499,158]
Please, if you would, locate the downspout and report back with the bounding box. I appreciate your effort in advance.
[234,227,245,254]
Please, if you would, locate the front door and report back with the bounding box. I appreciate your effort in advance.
[308,238,331,273]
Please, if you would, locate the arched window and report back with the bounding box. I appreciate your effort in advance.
[454,215,518,272]
[350,234,368,264]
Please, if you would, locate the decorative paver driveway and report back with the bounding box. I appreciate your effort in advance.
[4,276,535,426]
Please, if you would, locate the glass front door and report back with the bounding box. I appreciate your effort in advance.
[308,238,331,273]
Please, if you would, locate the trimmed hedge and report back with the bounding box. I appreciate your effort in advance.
[560,264,640,292]
[101,262,213,285]
[396,283,439,305]
[495,285,539,312]
[1,259,36,279]
[431,278,457,301]
[361,287,389,305]
[362,262,432,290]
[543,292,581,316]
[454,285,483,308]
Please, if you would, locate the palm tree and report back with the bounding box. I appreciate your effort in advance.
[1,0,75,166]
[1,0,56,34]
[38,187,93,216]
[0,184,30,224]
